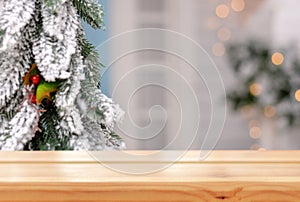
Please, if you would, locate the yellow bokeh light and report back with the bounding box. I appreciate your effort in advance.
[212,43,225,56]
[295,89,300,102]
[231,0,245,12]
[249,83,262,96]
[272,52,284,66]
[263,105,276,118]
[217,27,231,41]
[249,126,261,139]
[216,4,229,19]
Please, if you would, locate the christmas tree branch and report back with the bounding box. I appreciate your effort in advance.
[0,0,35,51]
[1,99,39,150]
[72,0,104,29]
[33,1,79,82]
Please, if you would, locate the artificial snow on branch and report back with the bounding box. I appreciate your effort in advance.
[0,16,36,116]
[70,116,125,150]
[0,115,8,135]
[1,99,40,150]
[77,26,102,87]
[33,1,79,82]
[0,0,35,51]
[0,0,125,150]
[54,49,85,135]
[44,0,69,12]
[73,0,104,29]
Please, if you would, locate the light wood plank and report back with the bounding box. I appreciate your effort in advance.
[0,182,299,202]
[1,163,300,182]
[0,150,300,163]
[0,151,299,201]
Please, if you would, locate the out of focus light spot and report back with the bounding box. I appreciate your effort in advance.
[207,17,220,30]
[216,4,229,18]
[250,144,261,150]
[248,120,260,128]
[231,0,245,12]
[295,89,300,102]
[249,83,262,96]
[249,126,261,139]
[212,43,225,56]
[217,27,231,41]
[264,105,276,118]
[241,105,252,116]
[271,52,284,66]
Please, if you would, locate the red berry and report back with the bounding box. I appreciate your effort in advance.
[30,75,40,85]
[31,95,36,104]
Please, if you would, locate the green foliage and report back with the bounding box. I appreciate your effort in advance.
[227,91,258,111]
[0,29,4,45]
[0,0,124,150]
[44,0,63,11]
[77,27,103,88]
[78,31,97,59]
[227,40,300,126]
[25,104,71,150]
[79,80,107,123]
[34,1,43,37]
[72,0,104,29]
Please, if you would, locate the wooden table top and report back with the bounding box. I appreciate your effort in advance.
[0,150,299,201]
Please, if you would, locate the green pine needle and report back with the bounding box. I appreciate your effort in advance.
[25,104,71,150]
[73,0,105,29]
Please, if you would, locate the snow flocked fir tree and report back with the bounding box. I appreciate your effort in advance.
[0,0,125,150]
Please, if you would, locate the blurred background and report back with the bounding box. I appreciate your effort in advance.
[84,0,300,150]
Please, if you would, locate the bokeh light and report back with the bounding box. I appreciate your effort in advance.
[207,17,220,30]
[248,120,260,128]
[295,89,300,102]
[216,4,230,18]
[250,144,261,150]
[271,52,284,66]
[212,43,226,56]
[264,105,276,118]
[249,126,261,139]
[217,27,231,41]
[231,0,245,12]
[249,83,262,96]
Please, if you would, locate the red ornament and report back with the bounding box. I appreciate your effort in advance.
[30,75,40,85]
[31,95,36,104]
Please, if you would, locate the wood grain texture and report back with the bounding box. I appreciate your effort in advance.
[0,150,299,202]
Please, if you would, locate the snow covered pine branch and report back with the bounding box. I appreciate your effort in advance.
[0,0,125,150]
